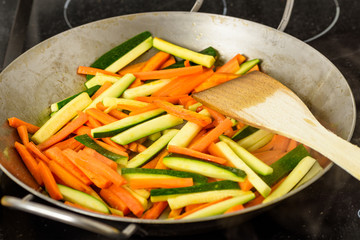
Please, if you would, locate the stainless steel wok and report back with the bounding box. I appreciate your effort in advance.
[0,11,356,238]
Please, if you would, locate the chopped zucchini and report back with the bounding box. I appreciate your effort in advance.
[32,92,92,144]
[246,133,274,152]
[295,161,323,188]
[102,97,149,110]
[235,59,260,75]
[85,73,121,89]
[232,125,259,141]
[237,129,273,149]
[122,79,172,99]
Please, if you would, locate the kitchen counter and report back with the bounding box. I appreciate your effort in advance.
[1,0,359,239]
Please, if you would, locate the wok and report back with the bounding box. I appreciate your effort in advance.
[0,11,356,238]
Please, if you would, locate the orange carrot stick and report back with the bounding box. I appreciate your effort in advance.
[252,150,286,166]
[128,178,193,189]
[185,203,204,212]
[239,177,253,191]
[51,136,81,151]
[45,147,92,185]
[224,204,244,214]
[108,109,129,119]
[154,149,170,169]
[8,117,40,134]
[134,95,187,104]
[128,104,159,116]
[190,118,233,152]
[160,56,176,69]
[87,115,103,128]
[286,139,298,152]
[216,53,246,73]
[178,95,197,108]
[94,139,129,157]
[17,125,29,145]
[38,161,63,200]
[96,101,108,111]
[118,61,146,75]
[167,145,227,164]
[141,51,171,72]
[184,59,191,67]
[128,78,143,89]
[115,104,142,112]
[247,64,260,73]
[133,65,204,80]
[91,81,113,100]
[101,137,127,152]
[153,100,212,127]
[108,185,144,218]
[168,208,183,218]
[193,72,239,93]
[26,142,50,163]
[272,135,291,152]
[85,108,118,125]
[77,66,122,77]
[141,201,168,219]
[99,188,130,215]
[73,125,92,136]
[14,141,43,185]
[82,147,118,171]
[208,142,227,159]
[37,111,88,150]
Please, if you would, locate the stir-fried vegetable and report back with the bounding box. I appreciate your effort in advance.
[8,31,320,220]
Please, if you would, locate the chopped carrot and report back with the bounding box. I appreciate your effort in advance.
[168,69,213,96]
[118,61,146,75]
[26,141,50,163]
[17,125,29,145]
[207,142,227,159]
[82,147,118,171]
[128,178,193,189]
[193,72,239,92]
[142,201,168,219]
[134,95,187,104]
[96,102,107,111]
[272,135,291,152]
[128,142,138,152]
[108,185,144,217]
[247,64,260,73]
[14,141,43,185]
[136,143,147,152]
[115,104,142,112]
[141,51,171,72]
[37,111,88,150]
[224,204,244,214]
[62,148,112,189]
[86,108,118,125]
[128,103,159,116]
[73,125,92,136]
[38,161,63,200]
[168,208,183,218]
[184,59,191,67]
[239,177,253,191]
[77,66,122,77]
[178,95,197,108]
[91,81,113,100]
[45,147,92,185]
[94,139,129,157]
[154,149,170,169]
[64,201,104,214]
[190,118,233,152]
[101,137,127,152]
[133,65,204,80]
[188,129,208,149]
[99,188,130,215]
[252,150,286,166]
[128,78,143,89]
[216,53,246,73]
[51,137,81,151]
[8,117,39,134]
[160,56,176,69]
[204,106,225,125]
[185,203,204,212]
[86,116,102,128]
[108,109,129,119]
[286,139,298,152]
[153,100,212,127]
[168,145,227,164]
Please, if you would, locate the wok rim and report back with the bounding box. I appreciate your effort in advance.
[0,11,356,225]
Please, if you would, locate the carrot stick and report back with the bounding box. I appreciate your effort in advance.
[128,178,193,189]
[96,101,108,111]
[141,201,168,219]
[128,142,138,152]
[118,61,146,75]
[141,51,171,72]
[184,59,191,67]
[247,64,260,73]
[47,160,97,197]
[168,69,213,96]
[168,208,183,218]
[45,147,92,185]
[94,139,129,157]
[136,143,147,152]
[154,149,170,169]
[141,149,167,169]
[204,106,225,125]
[62,148,112,189]
[64,201,105,214]
[178,95,197,108]
[82,147,118,171]
[239,177,253,191]
[108,109,129,119]
[128,78,143,89]
[77,150,126,186]
[77,66,122,77]
[272,135,291,152]
[8,117,40,134]
[37,111,88,150]
[286,139,298,152]
[91,81,113,100]
[252,150,286,165]
[14,141,43,185]
[185,203,204,212]
[168,145,227,164]
[128,103,159,116]
[134,95,187,104]
[133,65,204,80]
[99,188,130,215]
[207,142,227,159]
[51,136,80,151]
[38,161,63,200]
[85,108,118,125]
[108,185,144,217]
[87,115,102,128]
[101,137,127,152]
[153,100,212,127]
[224,204,244,214]
[190,118,233,152]
[115,104,142,112]
[17,125,29,145]
[73,125,92,136]
[216,53,246,73]
[26,141,50,163]
[160,56,176,69]
[188,129,208,149]
[193,72,239,93]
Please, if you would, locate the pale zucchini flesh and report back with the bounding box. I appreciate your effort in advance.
[85,72,121,89]
[237,129,273,149]
[122,79,172,99]
[102,97,149,109]
[32,92,92,144]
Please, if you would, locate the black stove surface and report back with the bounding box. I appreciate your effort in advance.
[1,0,360,239]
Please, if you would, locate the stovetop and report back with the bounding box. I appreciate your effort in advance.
[1,0,359,239]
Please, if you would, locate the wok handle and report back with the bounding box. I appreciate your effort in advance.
[1,195,138,239]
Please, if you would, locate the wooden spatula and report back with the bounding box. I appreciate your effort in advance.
[193,71,360,180]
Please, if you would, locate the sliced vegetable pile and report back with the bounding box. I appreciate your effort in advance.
[8,31,324,220]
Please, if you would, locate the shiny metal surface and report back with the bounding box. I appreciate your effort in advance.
[0,12,356,236]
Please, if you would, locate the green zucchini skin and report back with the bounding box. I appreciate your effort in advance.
[74,134,128,164]
[121,168,208,184]
[86,31,152,80]
[261,144,310,186]
[232,125,259,141]
[164,47,218,69]
[150,180,240,197]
